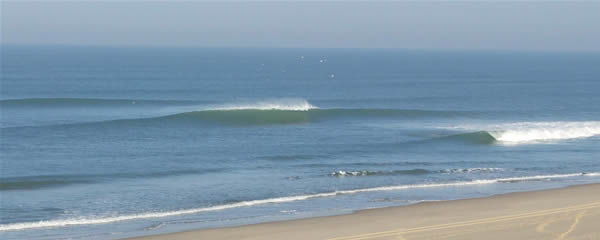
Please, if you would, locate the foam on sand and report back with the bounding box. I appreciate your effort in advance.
[1,172,598,231]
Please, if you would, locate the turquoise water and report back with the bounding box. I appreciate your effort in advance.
[1,46,600,239]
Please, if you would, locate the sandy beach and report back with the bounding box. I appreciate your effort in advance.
[128,184,600,240]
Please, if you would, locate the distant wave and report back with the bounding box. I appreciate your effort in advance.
[443,121,600,145]
[153,99,469,126]
[4,99,472,128]
[0,98,312,110]
[0,168,224,191]
[162,108,464,126]
[1,172,598,231]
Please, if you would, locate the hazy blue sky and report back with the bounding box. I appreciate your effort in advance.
[2,1,600,51]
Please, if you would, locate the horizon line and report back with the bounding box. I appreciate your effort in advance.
[3,43,600,55]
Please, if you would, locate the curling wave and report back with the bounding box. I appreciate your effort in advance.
[1,172,598,231]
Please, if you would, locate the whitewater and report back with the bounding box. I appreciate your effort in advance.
[444,121,600,144]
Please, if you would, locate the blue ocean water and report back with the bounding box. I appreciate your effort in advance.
[1,46,599,239]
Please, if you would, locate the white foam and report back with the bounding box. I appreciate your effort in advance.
[331,170,366,176]
[442,168,505,173]
[2,172,597,232]
[209,98,317,111]
[450,121,600,144]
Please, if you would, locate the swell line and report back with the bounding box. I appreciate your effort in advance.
[0,168,225,191]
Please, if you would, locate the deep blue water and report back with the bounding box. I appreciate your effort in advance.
[1,46,599,239]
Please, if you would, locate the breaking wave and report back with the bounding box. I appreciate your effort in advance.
[1,172,597,231]
[488,121,600,143]
[444,121,600,145]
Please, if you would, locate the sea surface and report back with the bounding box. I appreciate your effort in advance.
[1,46,599,239]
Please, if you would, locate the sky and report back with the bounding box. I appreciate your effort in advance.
[2,1,600,52]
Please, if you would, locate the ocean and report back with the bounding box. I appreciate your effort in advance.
[1,46,599,239]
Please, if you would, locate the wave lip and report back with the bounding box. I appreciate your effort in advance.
[1,172,598,232]
[207,98,317,111]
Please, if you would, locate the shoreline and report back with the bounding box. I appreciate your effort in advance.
[127,183,600,240]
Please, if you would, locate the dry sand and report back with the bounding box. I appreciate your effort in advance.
[128,183,600,240]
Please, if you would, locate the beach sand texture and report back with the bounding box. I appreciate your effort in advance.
[129,184,600,240]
